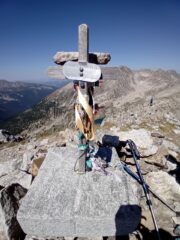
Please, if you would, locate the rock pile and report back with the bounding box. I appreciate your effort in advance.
[0,129,23,143]
[0,183,27,240]
[0,66,179,240]
[0,125,179,240]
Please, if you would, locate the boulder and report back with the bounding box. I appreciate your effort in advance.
[18,147,141,238]
[120,129,158,157]
[0,129,23,143]
[144,145,168,167]
[141,145,158,158]
[146,171,180,201]
[21,152,34,172]
[151,132,165,138]
[0,170,32,189]
[0,148,32,189]
[163,140,180,154]
[168,150,178,159]
[0,159,22,178]
[173,129,180,134]
[120,129,153,148]
[25,236,65,240]
[0,129,10,143]
[0,183,27,240]
[39,138,49,147]
[141,171,180,236]
[26,144,35,151]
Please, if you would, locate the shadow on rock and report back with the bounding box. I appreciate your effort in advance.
[166,154,180,184]
[137,223,174,240]
[103,236,129,240]
[103,205,141,240]
[95,146,112,163]
[0,183,27,240]
[115,205,141,239]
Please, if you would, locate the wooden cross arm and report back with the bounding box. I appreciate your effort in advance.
[53,52,111,65]
[47,66,65,79]
[47,66,126,81]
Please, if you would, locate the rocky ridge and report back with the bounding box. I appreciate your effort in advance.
[12,67,180,138]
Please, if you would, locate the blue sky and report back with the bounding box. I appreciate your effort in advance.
[0,0,180,81]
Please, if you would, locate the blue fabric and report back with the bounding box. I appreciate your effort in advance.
[86,159,92,168]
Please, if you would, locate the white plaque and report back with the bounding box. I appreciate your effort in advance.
[63,61,101,82]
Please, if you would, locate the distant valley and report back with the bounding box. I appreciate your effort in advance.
[2,67,180,135]
[0,79,67,123]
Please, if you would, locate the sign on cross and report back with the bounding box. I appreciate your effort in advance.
[63,24,101,82]
[48,24,111,174]
[48,25,112,80]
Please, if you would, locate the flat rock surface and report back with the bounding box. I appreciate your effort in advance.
[17,147,141,237]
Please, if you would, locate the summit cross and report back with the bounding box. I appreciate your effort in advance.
[48,24,111,174]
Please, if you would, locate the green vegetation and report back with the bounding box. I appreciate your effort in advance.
[35,124,66,139]
[159,121,176,134]
[0,100,56,134]
[101,121,115,129]
[138,121,153,131]
[0,141,19,150]
[120,123,133,132]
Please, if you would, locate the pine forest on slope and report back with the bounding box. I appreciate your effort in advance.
[0,79,68,125]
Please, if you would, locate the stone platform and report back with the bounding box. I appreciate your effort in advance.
[17,146,141,237]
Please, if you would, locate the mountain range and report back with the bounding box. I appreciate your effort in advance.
[1,66,180,137]
[0,79,67,123]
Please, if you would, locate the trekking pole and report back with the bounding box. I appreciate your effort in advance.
[127,139,161,240]
[120,162,178,214]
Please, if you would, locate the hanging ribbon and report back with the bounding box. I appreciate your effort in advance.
[75,86,95,140]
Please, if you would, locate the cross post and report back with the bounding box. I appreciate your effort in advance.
[79,24,89,63]
[77,24,89,174]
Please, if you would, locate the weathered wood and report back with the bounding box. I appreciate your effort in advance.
[54,52,111,65]
[47,66,64,79]
[47,66,124,80]
[63,61,101,82]
[78,24,90,174]
[79,24,89,63]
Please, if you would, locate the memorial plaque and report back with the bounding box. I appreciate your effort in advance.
[63,61,101,82]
